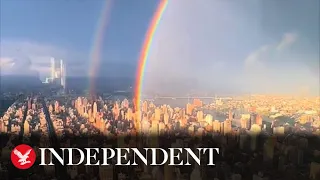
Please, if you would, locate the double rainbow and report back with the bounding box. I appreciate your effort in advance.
[87,0,168,107]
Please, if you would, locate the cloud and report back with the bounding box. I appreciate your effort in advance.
[244,45,270,67]
[0,57,15,68]
[244,32,298,67]
[242,32,319,95]
[0,39,87,78]
[0,39,135,79]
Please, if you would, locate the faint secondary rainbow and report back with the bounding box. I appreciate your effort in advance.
[88,0,113,97]
[134,0,168,110]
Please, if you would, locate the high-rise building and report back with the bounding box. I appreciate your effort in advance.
[193,99,203,107]
[164,113,169,125]
[197,111,204,121]
[54,101,59,113]
[154,108,161,121]
[60,59,65,89]
[228,110,233,120]
[250,124,261,151]
[23,121,30,136]
[142,101,148,112]
[93,102,98,118]
[49,58,66,90]
[186,103,193,115]
[240,118,248,129]
[205,114,213,125]
[256,114,262,125]
[213,120,221,132]
[223,119,232,135]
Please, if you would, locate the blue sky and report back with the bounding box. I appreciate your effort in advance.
[0,0,319,95]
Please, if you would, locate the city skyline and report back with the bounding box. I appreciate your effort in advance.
[1,93,319,179]
[0,0,319,95]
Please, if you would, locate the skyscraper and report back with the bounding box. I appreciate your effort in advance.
[49,58,66,90]
[60,59,66,90]
[60,59,63,86]
[51,57,55,80]
[64,60,67,90]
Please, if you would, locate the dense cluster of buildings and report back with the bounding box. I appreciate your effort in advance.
[0,95,319,180]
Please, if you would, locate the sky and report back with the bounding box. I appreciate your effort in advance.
[0,0,319,95]
[0,0,157,77]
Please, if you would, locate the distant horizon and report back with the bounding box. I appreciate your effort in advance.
[0,74,318,97]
